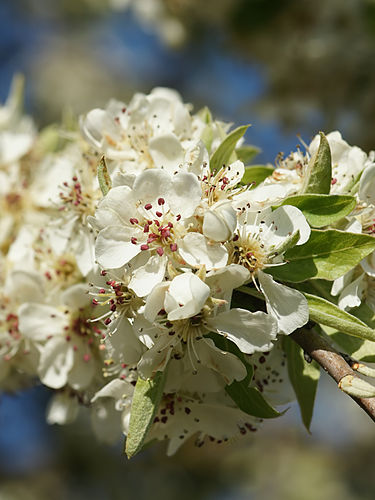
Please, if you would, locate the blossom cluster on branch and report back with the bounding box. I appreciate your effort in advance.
[1,76,375,457]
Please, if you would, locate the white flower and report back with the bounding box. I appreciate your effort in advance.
[147,390,260,456]
[136,272,277,382]
[228,205,310,334]
[310,131,372,194]
[92,168,227,295]
[80,88,192,171]
[18,284,104,390]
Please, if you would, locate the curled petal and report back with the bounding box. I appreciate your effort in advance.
[258,270,309,334]
[208,308,278,354]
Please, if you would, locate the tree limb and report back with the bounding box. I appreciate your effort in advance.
[290,328,375,422]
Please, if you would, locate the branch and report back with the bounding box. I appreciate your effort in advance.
[290,328,375,422]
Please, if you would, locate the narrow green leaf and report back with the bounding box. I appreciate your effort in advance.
[269,229,375,282]
[305,293,375,342]
[97,156,112,196]
[302,132,332,194]
[226,382,283,419]
[283,336,320,431]
[207,333,282,418]
[323,303,375,362]
[196,106,212,124]
[7,73,25,116]
[210,125,250,171]
[279,194,356,227]
[327,329,375,363]
[125,371,166,458]
[236,145,261,164]
[241,165,274,186]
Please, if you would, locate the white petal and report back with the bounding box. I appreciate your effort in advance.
[129,254,167,297]
[206,264,250,297]
[144,281,170,322]
[68,341,95,390]
[208,308,278,354]
[258,270,309,334]
[91,400,122,444]
[331,269,355,296]
[6,270,44,304]
[132,168,172,206]
[95,226,142,269]
[80,108,109,149]
[359,164,375,204]
[164,273,210,321]
[62,283,92,309]
[196,338,247,384]
[361,251,375,278]
[38,337,74,389]
[263,205,311,248]
[71,227,95,276]
[91,379,134,402]
[106,316,144,365]
[137,336,176,379]
[168,171,201,218]
[46,392,79,425]
[203,203,237,242]
[338,274,366,310]
[18,303,66,341]
[148,133,184,171]
[226,160,245,187]
[183,141,209,176]
[93,185,136,230]
[179,232,228,270]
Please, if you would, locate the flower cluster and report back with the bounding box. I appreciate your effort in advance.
[1,77,375,457]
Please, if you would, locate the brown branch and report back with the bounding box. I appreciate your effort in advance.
[290,328,375,422]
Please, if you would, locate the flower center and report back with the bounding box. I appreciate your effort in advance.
[58,175,99,222]
[229,234,267,274]
[130,198,185,257]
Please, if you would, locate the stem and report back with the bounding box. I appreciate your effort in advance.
[290,328,375,422]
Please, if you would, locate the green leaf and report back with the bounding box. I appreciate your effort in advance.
[208,333,282,418]
[196,106,212,124]
[283,336,320,431]
[97,156,112,196]
[269,229,375,282]
[302,132,332,194]
[323,303,375,362]
[305,293,375,342]
[241,165,274,186]
[125,371,167,458]
[236,145,261,164]
[226,382,283,419]
[210,125,250,171]
[278,194,356,227]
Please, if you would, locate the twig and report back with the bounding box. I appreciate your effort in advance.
[290,328,375,422]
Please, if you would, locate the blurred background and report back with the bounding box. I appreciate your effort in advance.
[1,0,375,498]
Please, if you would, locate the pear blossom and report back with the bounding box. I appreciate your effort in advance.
[258,131,374,200]
[91,168,228,295]
[147,390,260,456]
[18,284,105,390]
[135,271,278,383]
[228,205,310,334]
